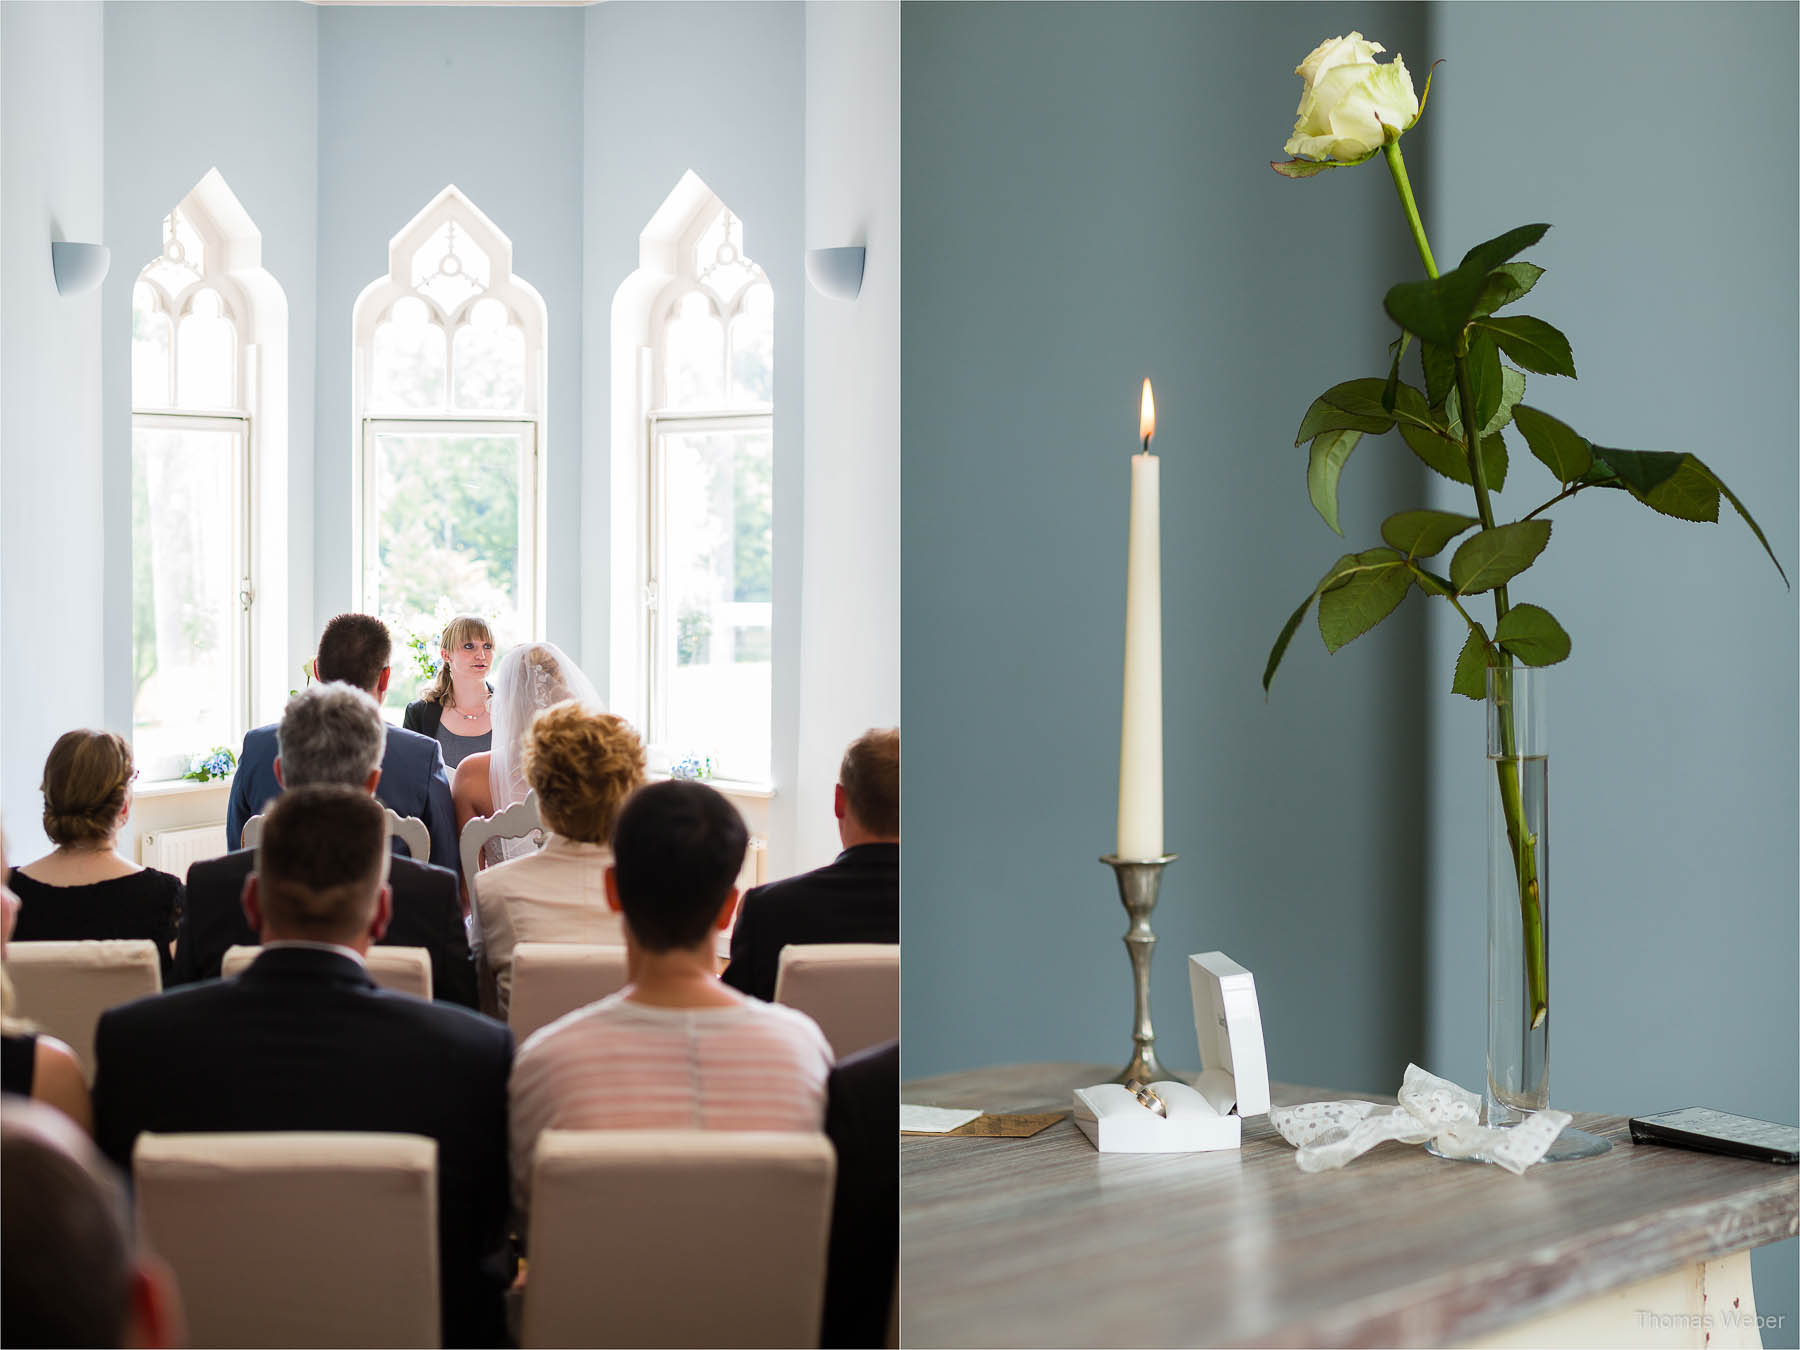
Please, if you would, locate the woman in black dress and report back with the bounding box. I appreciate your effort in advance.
[8,730,181,987]
[402,614,497,770]
[2,837,92,1131]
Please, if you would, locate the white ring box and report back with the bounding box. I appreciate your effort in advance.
[1072,951,1270,1153]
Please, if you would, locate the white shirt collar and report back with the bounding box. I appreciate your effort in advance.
[259,938,369,968]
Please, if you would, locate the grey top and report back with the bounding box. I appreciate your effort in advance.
[434,722,492,770]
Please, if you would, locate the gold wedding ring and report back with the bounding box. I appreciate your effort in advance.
[1125,1078,1167,1118]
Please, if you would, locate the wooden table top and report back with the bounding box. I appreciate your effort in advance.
[900,1062,1799,1348]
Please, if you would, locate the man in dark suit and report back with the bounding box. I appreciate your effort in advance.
[226,613,459,871]
[95,785,514,1349]
[176,683,476,1007]
[723,728,899,1002]
[821,1038,899,1349]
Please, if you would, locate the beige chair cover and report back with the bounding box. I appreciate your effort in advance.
[772,943,900,1060]
[242,807,431,862]
[221,944,433,1000]
[507,942,629,1042]
[4,939,162,1080]
[133,1131,439,1349]
[522,1129,835,1348]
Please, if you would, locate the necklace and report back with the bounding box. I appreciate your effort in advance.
[450,695,488,723]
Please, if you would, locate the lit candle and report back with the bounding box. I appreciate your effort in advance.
[1117,379,1163,859]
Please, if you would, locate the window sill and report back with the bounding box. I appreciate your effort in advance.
[646,772,775,800]
[135,777,231,800]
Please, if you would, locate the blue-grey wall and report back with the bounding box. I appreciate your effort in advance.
[901,2,1435,1096]
[101,0,319,738]
[315,4,586,647]
[582,1,806,871]
[1420,4,1798,1335]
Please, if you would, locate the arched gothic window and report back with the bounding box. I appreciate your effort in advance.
[131,173,283,781]
[613,176,774,785]
[352,186,547,711]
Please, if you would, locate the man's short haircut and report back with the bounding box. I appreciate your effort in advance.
[1,1100,136,1348]
[313,613,393,695]
[840,728,899,837]
[277,684,387,788]
[255,784,390,943]
[610,781,747,952]
[522,702,645,844]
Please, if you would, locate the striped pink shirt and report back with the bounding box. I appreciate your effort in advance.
[508,988,833,1212]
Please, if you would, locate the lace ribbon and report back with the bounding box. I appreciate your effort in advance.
[1268,1064,1573,1175]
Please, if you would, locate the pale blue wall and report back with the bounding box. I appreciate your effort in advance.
[0,1,107,862]
[1420,4,1799,1335]
[314,4,586,647]
[101,0,319,738]
[582,1,806,872]
[901,1,1434,1095]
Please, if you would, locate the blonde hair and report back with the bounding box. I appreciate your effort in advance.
[41,731,133,848]
[522,703,645,844]
[423,615,496,707]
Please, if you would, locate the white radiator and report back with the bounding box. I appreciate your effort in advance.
[138,823,228,875]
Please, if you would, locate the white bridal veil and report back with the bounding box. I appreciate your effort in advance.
[486,641,603,860]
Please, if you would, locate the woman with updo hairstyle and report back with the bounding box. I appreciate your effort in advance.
[8,731,182,985]
[472,701,645,1017]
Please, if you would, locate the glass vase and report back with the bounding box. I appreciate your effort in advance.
[1485,665,1610,1160]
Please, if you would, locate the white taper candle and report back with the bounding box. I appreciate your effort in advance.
[1117,379,1164,859]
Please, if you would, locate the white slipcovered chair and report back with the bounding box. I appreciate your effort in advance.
[521,1130,836,1349]
[773,943,900,1061]
[242,806,432,863]
[506,942,630,1041]
[222,944,433,1000]
[458,790,545,889]
[3,939,162,1080]
[132,1131,440,1349]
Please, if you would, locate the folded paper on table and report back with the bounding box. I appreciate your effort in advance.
[900,1104,983,1135]
[1074,950,1271,1154]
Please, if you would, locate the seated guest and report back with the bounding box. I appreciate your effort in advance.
[509,782,832,1217]
[403,614,497,770]
[2,841,91,1133]
[2,1098,182,1349]
[94,786,514,1349]
[822,1039,899,1349]
[174,684,477,1006]
[476,701,644,1016]
[226,612,458,871]
[9,730,181,986]
[724,728,900,1002]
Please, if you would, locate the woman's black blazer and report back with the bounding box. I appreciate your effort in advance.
[403,683,492,738]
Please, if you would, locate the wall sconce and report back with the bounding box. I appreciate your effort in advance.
[52,242,111,296]
[805,246,865,301]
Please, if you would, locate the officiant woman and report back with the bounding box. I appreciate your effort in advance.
[403,615,496,770]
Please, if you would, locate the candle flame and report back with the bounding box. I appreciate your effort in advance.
[1139,379,1156,448]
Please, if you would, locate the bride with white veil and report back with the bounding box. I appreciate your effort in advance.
[452,640,603,868]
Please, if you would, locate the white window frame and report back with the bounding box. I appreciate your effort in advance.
[130,178,279,780]
[351,185,549,640]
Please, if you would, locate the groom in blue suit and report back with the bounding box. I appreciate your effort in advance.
[226,613,459,873]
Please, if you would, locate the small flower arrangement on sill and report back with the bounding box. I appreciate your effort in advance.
[405,631,443,686]
[182,746,237,783]
[669,754,715,782]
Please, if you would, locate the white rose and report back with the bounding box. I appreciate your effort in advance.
[1284,32,1420,164]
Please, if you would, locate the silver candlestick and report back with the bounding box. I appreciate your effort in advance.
[1100,852,1178,1085]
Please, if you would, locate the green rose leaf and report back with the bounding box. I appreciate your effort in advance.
[1692,456,1791,587]
[1471,262,1545,318]
[1381,335,1406,414]
[1465,330,1504,433]
[1452,624,1492,699]
[1475,315,1577,378]
[1589,448,1791,585]
[1383,224,1551,347]
[1494,603,1572,666]
[1449,519,1552,595]
[1306,429,1363,537]
[1263,552,1363,694]
[1419,340,1456,410]
[1412,567,1455,597]
[1294,378,1396,446]
[1401,423,1510,490]
[1270,157,1347,178]
[1446,365,1526,439]
[1380,508,1480,559]
[1317,548,1410,653]
[1513,405,1592,483]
